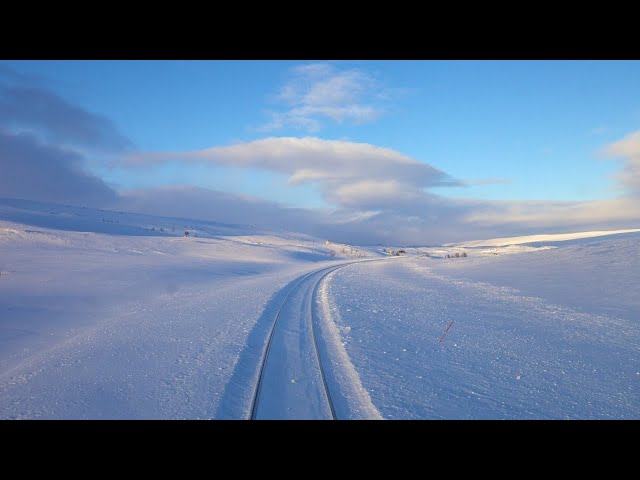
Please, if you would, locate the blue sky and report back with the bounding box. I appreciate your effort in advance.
[2,60,640,243]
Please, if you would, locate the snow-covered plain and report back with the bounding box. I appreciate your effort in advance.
[325,235,640,419]
[1,198,638,419]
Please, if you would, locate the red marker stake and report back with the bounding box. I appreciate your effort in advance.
[439,320,454,343]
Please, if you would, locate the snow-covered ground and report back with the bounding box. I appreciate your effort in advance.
[0,199,373,419]
[325,235,640,419]
[1,198,638,419]
[447,229,640,248]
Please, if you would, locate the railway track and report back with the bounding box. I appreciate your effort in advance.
[249,259,382,420]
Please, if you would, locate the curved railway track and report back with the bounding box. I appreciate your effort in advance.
[249,259,383,420]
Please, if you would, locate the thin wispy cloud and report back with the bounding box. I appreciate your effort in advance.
[258,63,395,132]
[462,177,512,186]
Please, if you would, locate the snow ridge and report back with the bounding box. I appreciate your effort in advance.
[316,271,383,420]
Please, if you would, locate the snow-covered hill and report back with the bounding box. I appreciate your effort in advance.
[325,233,640,419]
[447,228,640,248]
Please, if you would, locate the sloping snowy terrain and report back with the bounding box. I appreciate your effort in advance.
[324,235,639,419]
[1,198,638,419]
[448,229,640,248]
[0,199,373,419]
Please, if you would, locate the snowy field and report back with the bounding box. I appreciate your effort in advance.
[325,236,640,419]
[0,199,372,419]
[1,198,638,419]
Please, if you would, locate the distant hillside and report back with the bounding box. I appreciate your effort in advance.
[449,229,640,248]
[0,197,263,238]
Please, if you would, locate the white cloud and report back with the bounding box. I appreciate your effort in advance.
[458,131,640,236]
[259,63,392,132]
[331,180,417,204]
[125,136,458,212]
[121,132,640,245]
[604,130,640,193]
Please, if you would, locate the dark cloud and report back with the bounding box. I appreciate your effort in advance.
[0,66,132,152]
[0,130,118,206]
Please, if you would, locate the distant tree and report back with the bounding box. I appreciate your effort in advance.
[462,252,467,257]
[184,231,190,237]
[454,252,460,258]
